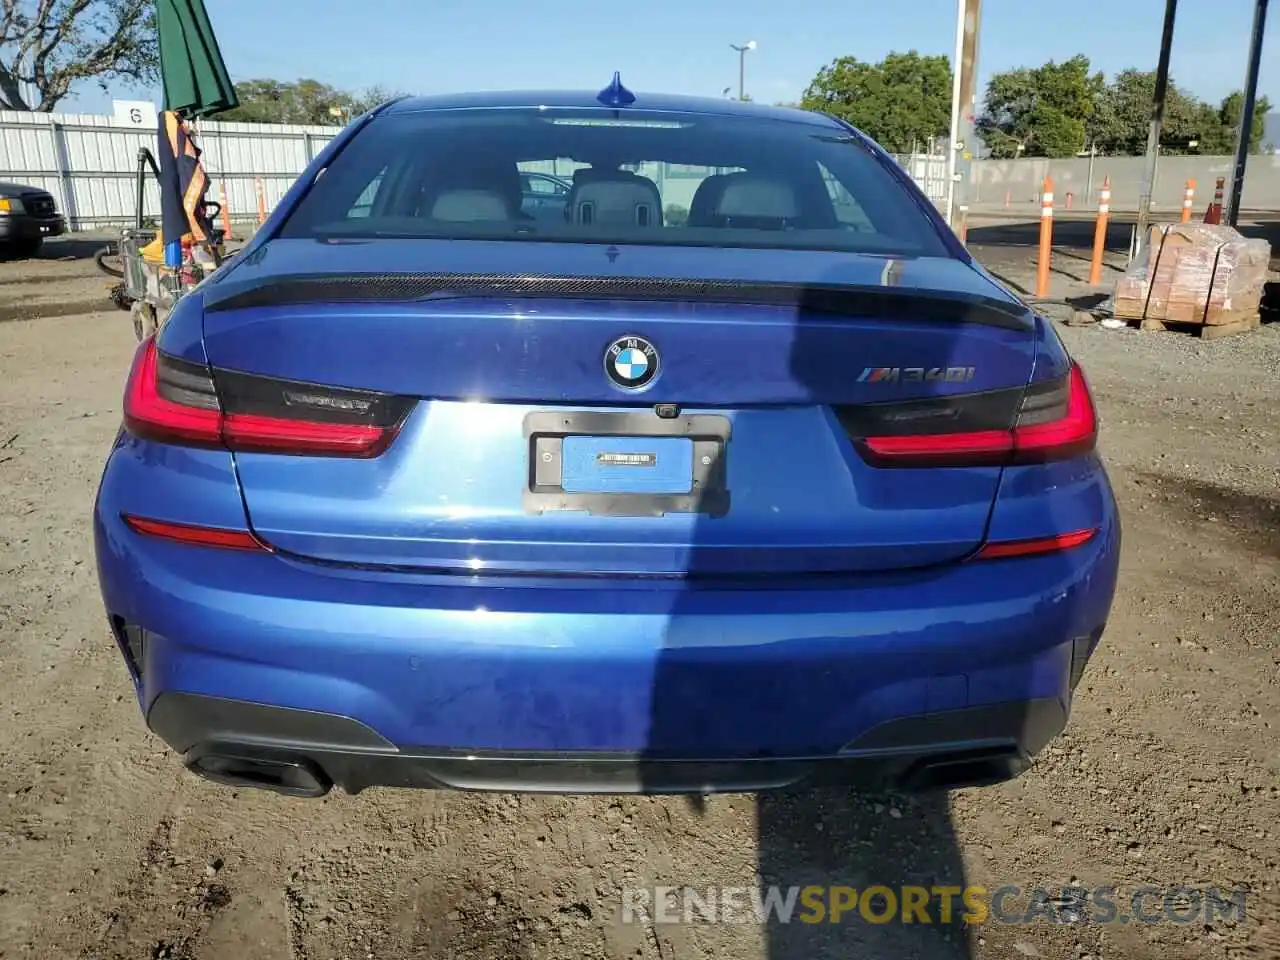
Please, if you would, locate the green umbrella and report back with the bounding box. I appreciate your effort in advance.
[157,0,239,118]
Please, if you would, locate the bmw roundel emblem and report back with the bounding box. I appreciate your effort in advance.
[605,335,659,389]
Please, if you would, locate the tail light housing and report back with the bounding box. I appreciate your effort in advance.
[847,364,1097,468]
[123,338,413,457]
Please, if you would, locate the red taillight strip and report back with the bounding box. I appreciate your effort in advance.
[222,412,392,456]
[123,337,223,447]
[122,338,401,458]
[1008,364,1097,461]
[122,515,269,552]
[861,427,1013,464]
[973,527,1097,560]
[859,364,1097,468]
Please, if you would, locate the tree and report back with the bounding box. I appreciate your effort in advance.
[1084,73,1271,156]
[1201,91,1273,154]
[218,78,406,125]
[348,84,402,117]
[0,0,157,111]
[977,55,1103,158]
[800,51,951,153]
[1088,69,1216,155]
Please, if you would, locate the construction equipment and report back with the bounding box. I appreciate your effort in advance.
[96,143,226,340]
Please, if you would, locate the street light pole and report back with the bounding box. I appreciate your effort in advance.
[730,41,756,101]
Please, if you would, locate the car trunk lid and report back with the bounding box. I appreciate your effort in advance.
[201,239,1037,576]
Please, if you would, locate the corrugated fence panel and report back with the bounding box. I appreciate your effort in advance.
[32,117,1201,225]
[5,110,955,228]
[0,110,338,229]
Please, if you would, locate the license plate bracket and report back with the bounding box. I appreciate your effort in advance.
[524,411,731,517]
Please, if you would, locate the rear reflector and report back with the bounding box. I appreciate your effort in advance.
[122,514,268,551]
[974,528,1097,560]
[855,364,1097,468]
[123,338,412,457]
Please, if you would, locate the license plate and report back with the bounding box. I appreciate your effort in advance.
[560,436,693,495]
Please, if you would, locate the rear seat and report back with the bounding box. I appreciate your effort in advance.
[688,172,801,230]
[565,168,663,227]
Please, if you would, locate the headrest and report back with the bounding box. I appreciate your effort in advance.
[428,158,522,214]
[687,174,732,226]
[567,169,663,227]
[714,175,799,219]
[430,189,510,222]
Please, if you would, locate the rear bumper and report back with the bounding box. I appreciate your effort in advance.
[97,520,1118,796]
[0,213,65,241]
[94,440,1121,795]
[149,692,1069,796]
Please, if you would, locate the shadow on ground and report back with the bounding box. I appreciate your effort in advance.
[966,218,1136,254]
[0,236,113,264]
[629,274,1089,958]
[1133,470,1280,561]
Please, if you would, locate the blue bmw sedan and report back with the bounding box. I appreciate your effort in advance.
[93,78,1120,798]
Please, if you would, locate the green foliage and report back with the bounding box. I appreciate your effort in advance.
[977,59,1273,158]
[1088,69,1215,155]
[800,51,952,153]
[977,56,1103,158]
[219,78,406,125]
[1204,90,1272,153]
[664,204,689,226]
[0,0,158,111]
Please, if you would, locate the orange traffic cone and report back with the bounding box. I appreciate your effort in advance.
[1203,177,1225,225]
[256,178,268,226]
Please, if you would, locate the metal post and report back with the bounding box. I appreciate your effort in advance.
[954,0,982,228]
[944,0,965,226]
[47,115,77,230]
[1134,0,1179,260]
[135,149,148,231]
[1225,0,1268,226]
[1086,144,1096,204]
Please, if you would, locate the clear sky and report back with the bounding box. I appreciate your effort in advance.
[64,0,1278,114]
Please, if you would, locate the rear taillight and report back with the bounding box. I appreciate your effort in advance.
[123,338,413,457]
[853,364,1097,468]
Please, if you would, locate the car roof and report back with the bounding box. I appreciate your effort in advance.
[381,90,840,128]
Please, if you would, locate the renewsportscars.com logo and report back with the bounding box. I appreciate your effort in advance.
[619,885,1248,926]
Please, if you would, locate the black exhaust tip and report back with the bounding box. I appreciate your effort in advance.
[898,748,1026,792]
[186,747,331,798]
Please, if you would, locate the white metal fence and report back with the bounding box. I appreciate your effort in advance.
[892,152,949,209]
[0,110,954,230]
[0,110,339,230]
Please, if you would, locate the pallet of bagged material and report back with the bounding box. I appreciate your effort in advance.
[1112,223,1270,337]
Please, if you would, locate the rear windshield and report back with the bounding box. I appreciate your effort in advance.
[279,107,951,257]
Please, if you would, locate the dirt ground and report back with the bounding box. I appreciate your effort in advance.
[0,235,1277,960]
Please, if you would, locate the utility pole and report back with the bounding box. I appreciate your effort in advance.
[945,0,982,228]
[1134,0,1178,260]
[1225,0,1268,226]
